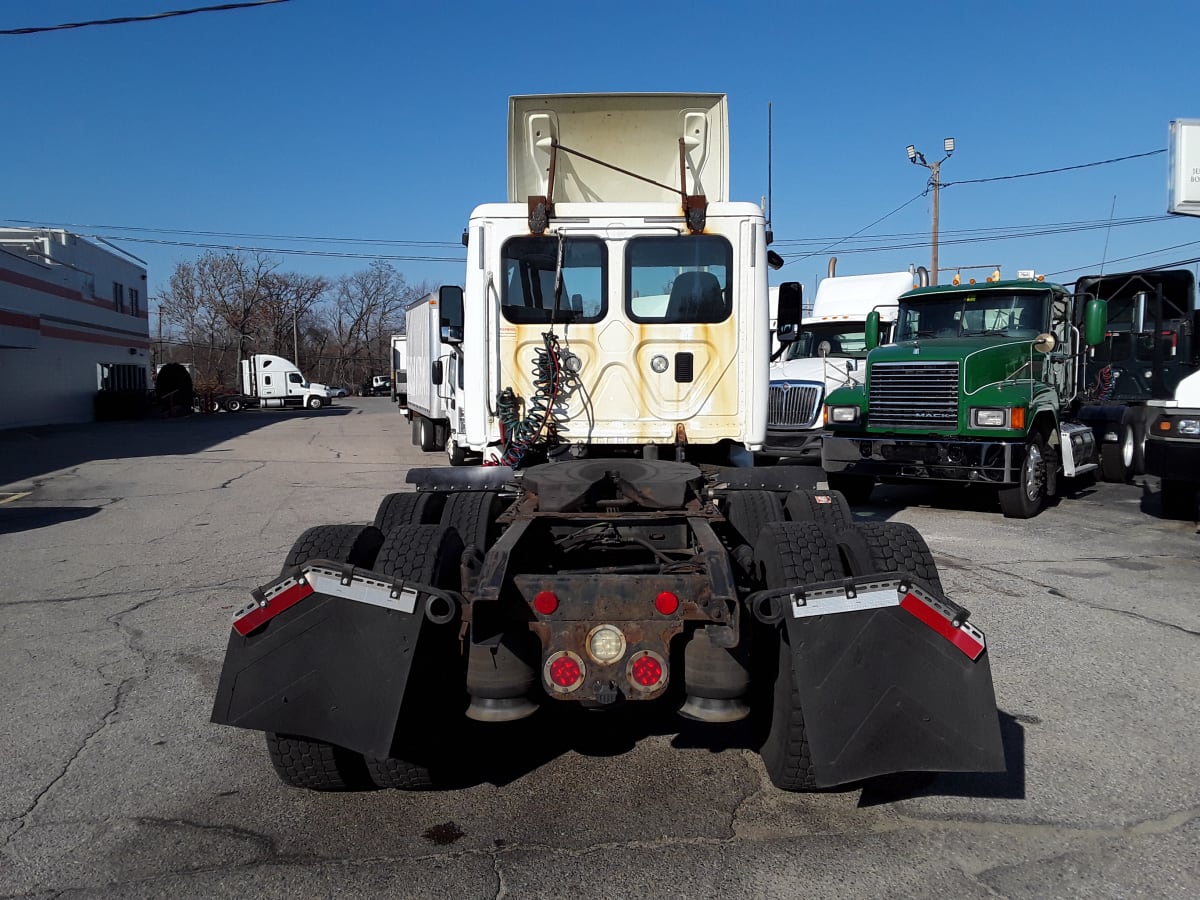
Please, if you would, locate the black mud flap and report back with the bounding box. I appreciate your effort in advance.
[210,589,426,759]
[781,586,1005,788]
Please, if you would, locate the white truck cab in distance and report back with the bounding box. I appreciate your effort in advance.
[764,267,914,458]
[222,354,333,411]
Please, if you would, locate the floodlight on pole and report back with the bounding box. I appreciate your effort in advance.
[905,136,956,284]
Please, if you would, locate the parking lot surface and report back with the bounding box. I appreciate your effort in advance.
[1,398,1197,898]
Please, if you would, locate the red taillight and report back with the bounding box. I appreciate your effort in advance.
[630,654,662,686]
[549,654,581,687]
[654,591,679,615]
[534,591,559,615]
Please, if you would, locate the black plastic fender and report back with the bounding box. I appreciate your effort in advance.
[210,588,428,759]
[775,581,1005,787]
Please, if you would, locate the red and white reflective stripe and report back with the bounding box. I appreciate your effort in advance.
[899,589,986,661]
[230,563,422,636]
[233,578,314,636]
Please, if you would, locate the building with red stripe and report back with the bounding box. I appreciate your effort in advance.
[0,228,150,429]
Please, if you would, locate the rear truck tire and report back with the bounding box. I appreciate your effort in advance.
[829,521,944,595]
[363,524,465,790]
[223,397,244,413]
[1160,479,1198,520]
[447,436,467,466]
[753,522,846,792]
[784,489,854,527]
[372,491,447,536]
[723,490,784,547]
[418,416,438,452]
[998,433,1047,519]
[265,732,371,791]
[281,522,384,575]
[826,473,874,506]
[440,490,506,553]
[1099,442,1125,482]
[307,395,324,410]
[265,523,386,790]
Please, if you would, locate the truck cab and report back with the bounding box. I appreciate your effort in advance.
[822,275,1107,517]
[443,94,770,466]
[765,267,912,458]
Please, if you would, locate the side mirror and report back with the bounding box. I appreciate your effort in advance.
[865,310,881,350]
[776,281,803,331]
[438,285,464,346]
[767,250,784,270]
[1083,298,1107,347]
[431,360,444,385]
[777,323,798,345]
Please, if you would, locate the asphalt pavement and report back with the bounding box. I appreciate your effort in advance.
[0,398,1197,898]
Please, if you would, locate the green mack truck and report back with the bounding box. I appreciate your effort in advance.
[822,275,1107,518]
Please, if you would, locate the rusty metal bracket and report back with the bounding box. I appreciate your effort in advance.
[679,138,707,234]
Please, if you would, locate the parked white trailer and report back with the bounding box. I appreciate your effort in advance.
[763,263,916,458]
[390,334,408,406]
[221,354,334,411]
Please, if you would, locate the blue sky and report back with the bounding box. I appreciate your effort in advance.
[4,0,1198,304]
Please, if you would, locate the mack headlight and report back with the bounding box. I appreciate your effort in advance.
[827,406,859,424]
[970,407,1025,429]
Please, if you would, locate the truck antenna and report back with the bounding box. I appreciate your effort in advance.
[766,101,773,237]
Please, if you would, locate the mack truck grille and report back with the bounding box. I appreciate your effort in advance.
[768,382,822,429]
[868,361,960,430]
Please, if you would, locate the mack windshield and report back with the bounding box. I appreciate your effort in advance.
[895,291,1048,341]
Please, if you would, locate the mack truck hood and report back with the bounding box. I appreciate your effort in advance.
[871,338,1036,393]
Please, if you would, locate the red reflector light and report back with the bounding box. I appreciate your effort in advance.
[899,592,986,660]
[549,655,581,687]
[654,591,680,615]
[533,591,559,615]
[630,654,663,687]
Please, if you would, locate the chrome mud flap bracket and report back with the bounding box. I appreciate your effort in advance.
[210,560,460,758]
[750,577,1005,787]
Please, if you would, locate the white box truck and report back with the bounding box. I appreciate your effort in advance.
[404,292,454,456]
[221,354,334,411]
[763,262,916,458]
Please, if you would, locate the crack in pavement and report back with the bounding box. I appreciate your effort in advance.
[1,593,161,849]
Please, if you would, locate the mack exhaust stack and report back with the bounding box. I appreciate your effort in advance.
[211,94,1004,792]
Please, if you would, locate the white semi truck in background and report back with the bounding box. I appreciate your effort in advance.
[212,93,1003,796]
[220,354,334,412]
[763,261,915,458]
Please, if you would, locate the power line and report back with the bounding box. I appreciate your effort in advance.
[1047,239,1200,277]
[773,215,1175,245]
[1,218,461,248]
[0,1,289,35]
[941,149,1165,187]
[88,234,464,263]
[782,190,928,268]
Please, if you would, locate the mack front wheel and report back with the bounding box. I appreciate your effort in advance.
[998,434,1047,519]
[753,522,845,791]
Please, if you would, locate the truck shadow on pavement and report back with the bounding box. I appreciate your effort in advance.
[856,710,1026,805]
[852,478,1102,521]
[439,704,1025,804]
[0,505,101,535]
[0,407,353,489]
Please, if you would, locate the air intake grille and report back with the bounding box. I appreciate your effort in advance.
[768,382,823,429]
[868,361,960,430]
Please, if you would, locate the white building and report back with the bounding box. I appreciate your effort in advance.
[0,228,151,429]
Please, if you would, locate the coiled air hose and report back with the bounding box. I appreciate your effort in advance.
[487,331,570,468]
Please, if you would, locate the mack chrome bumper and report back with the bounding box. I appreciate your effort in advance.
[822,434,1025,484]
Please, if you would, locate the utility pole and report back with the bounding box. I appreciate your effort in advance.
[292,308,299,365]
[906,137,955,285]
